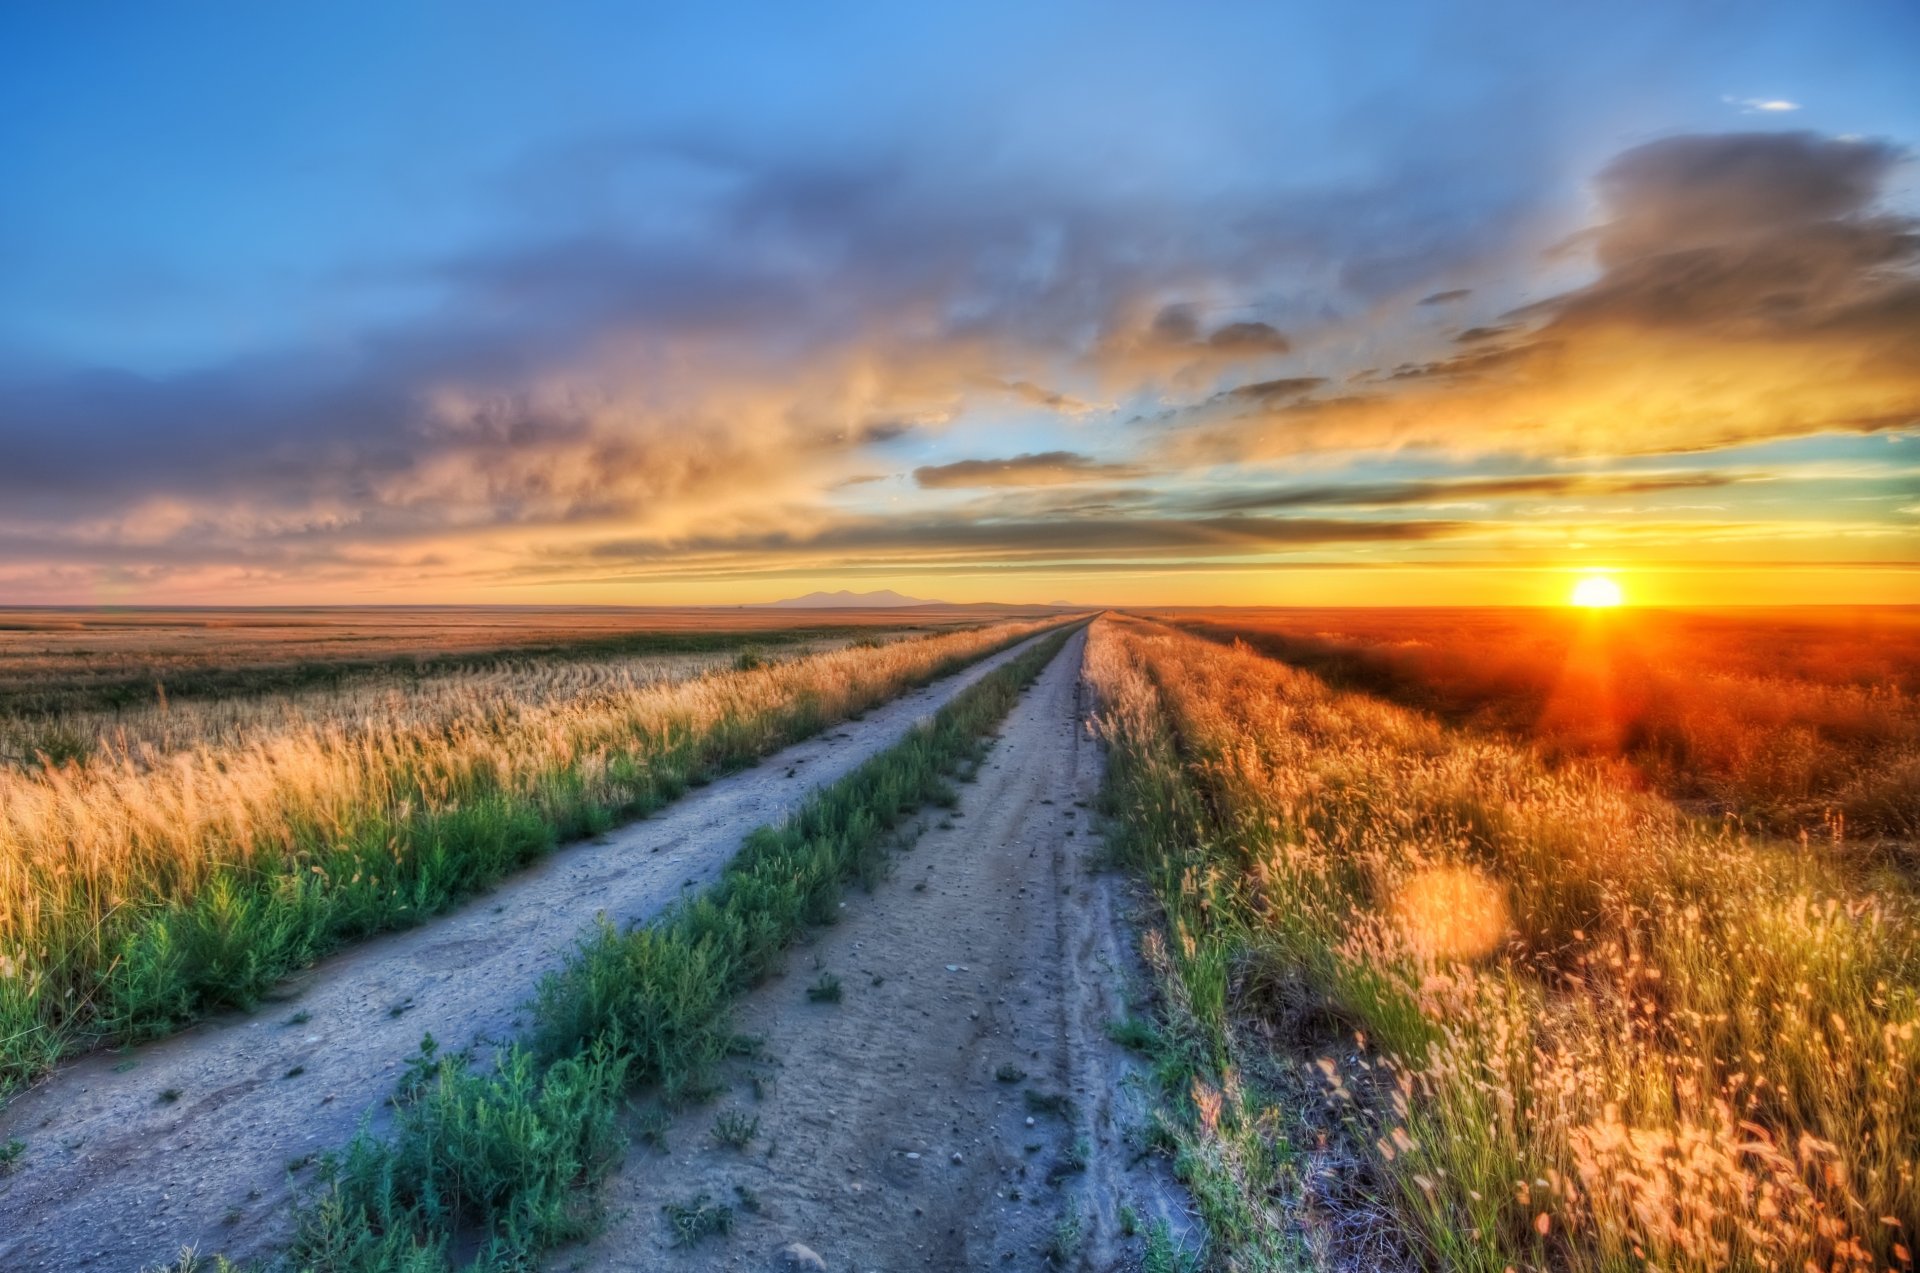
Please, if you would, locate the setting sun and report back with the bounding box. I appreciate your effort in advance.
[1570,574,1625,607]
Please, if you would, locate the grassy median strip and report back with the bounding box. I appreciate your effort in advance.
[175,625,1077,1272]
[2,620,1057,1095]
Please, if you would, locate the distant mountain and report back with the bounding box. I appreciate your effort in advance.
[756,589,945,609]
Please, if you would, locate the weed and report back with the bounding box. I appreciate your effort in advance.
[994,1062,1028,1083]
[1141,1220,1198,1273]
[285,1038,628,1266]
[661,1193,733,1246]
[0,1136,24,1171]
[634,1104,671,1151]
[1118,1201,1139,1237]
[805,973,843,1004]
[1047,1199,1084,1264]
[1105,1015,1158,1051]
[157,1088,181,1104]
[732,1183,762,1213]
[282,1065,305,1080]
[710,1108,759,1150]
[1024,1090,1072,1118]
[284,1010,311,1026]
[1047,1137,1090,1184]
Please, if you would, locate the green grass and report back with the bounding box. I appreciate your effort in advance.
[216,624,1080,1270]
[1,622,1053,1096]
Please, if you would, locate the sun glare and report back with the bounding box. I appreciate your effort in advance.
[1570,574,1625,608]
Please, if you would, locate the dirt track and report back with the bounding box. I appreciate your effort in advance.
[569,625,1192,1271]
[0,632,1057,1272]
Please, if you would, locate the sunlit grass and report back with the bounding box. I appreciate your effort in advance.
[0,619,1053,1094]
[1158,606,1920,838]
[1088,616,1918,1271]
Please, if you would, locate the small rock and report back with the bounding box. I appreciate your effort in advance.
[906,1151,921,1160]
[951,1151,965,1164]
[774,1243,828,1272]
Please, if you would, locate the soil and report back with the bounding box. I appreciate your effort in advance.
[0,632,1059,1273]
[564,625,1194,1272]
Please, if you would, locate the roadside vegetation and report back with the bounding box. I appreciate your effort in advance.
[1088,616,1918,1272]
[0,618,1055,1094]
[0,606,962,716]
[1157,606,1920,840]
[198,625,1077,1270]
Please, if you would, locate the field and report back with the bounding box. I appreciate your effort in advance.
[1152,607,1920,842]
[2,605,1916,1273]
[0,608,1051,1093]
[1089,615,1919,1272]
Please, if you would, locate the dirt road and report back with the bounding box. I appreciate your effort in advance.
[0,632,1058,1273]
[569,625,1191,1271]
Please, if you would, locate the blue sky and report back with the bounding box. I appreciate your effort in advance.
[2,1,1917,604]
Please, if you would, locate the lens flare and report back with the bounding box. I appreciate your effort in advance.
[1393,866,1510,961]
[1570,575,1625,608]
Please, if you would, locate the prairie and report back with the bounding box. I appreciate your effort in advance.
[1152,607,1920,840]
[1088,615,1919,1271]
[0,610,1051,1093]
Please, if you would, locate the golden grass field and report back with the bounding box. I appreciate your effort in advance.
[1088,614,1918,1271]
[0,612,1049,1092]
[1151,607,1920,841]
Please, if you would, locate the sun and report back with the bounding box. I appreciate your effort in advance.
[1570,574,1625,608]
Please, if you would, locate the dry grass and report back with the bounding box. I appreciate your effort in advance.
[0,605,996,715]
[0,618,1052,1093]
[1088,616,1919,1272]
[1152,607,1920,839]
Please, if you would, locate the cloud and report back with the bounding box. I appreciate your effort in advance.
[1189,471,1741,512]
[1220,376,1330,403]
[913,451,1145,488]
[1725,96,1802,114]
[1172,131,1920,464]
[3,127,1912,599]
[1206,321,1293,353]
[577,511,1466,577]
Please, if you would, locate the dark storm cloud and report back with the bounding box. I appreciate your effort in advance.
[913,452,1145,488]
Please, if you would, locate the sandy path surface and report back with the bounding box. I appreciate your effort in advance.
[0,632,1056,1273]
[569,626,1192,1272]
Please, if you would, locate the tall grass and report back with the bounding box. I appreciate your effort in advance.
[1160,607,1920,838]
[268,626,1078,1270]
[0,619,1054,1095]
[1088,617,1919,1272]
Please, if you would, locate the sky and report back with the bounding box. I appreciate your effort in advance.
[2,1,1917,607]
